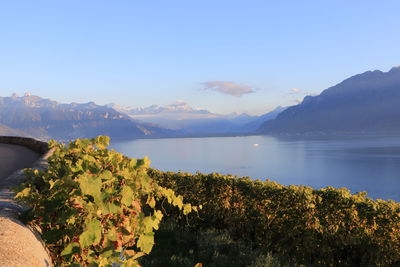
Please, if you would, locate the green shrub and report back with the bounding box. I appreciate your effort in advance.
[140,220,287,267]
[149,170,400,266]
[14,136,196,266]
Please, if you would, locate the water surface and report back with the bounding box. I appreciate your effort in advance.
[111,135,400,201]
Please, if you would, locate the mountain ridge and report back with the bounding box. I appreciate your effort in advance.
[259,66,400,135]
[109,101,282,134]
[0,95,172,140]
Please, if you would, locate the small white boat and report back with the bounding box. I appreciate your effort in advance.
[253,143,260,147]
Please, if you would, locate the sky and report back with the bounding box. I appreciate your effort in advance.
[0,1,399,115]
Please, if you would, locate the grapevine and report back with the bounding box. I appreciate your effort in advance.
[15,136,197,266]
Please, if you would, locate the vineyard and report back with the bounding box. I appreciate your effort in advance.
[149,170,400,266]
[14,136,400,266]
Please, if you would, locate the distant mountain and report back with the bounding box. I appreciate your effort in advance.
[0,123,30,137]
[111,101,213,117]
[108,101,218,130]
[0,94,172,140]
[0,93,286,140]
[259,67,400,135]
[244,106,287,131]
[109,101,261,134]
[224,112,259,125]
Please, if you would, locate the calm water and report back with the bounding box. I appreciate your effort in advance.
[111,135,400,201]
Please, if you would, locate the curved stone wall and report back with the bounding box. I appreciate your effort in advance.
[0,136,49,154]
[0,136,53,267]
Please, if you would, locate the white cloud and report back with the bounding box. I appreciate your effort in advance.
[201,81,256,97]
[290,88,302,94]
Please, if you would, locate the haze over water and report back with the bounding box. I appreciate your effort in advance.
[112,135,400,201]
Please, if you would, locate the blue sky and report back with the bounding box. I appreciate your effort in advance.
[0,1,399,115]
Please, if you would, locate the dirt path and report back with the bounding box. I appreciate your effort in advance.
[0,144,40,182]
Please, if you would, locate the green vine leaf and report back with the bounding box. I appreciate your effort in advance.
[61,242,80,256]
[78,174,102,200]
[137,232,155,254]
[121,185,135,207]
[80,219,102,248]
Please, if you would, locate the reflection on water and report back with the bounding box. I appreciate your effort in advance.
[111,135,400,201]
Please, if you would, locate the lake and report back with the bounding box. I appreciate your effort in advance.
[111,135,400,201]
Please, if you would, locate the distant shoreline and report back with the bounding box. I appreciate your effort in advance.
[116,132,400,142]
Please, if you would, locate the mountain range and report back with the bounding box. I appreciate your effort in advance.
[108,101,274,135]
[259,66,400,135]
[0,94,172,140]
[2,66,400,140]
[0,94,280,140]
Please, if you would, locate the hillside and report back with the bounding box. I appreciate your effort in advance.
[244,106,286,131]
[0,123,30,137]
[259,67,400,134]
[0,94,171,140]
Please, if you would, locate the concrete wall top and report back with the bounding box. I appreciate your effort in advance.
[0,136,49,154]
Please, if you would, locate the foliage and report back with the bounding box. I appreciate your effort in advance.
[148,169,400,266]
[14,136,197,266]
[140,220,289,267]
